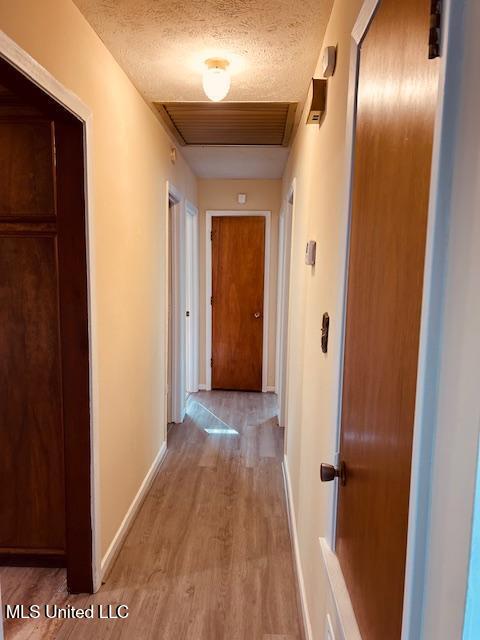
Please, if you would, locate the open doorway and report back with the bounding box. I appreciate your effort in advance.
[0,56,93,593]
[167,188,185,428]
[167,187,200,429]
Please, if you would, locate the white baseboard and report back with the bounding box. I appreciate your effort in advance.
[319,538,362,640]
[198,384,275,393]
[100,441,168,579]
[282,455,313,640]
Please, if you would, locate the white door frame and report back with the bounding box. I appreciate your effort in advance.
[185,200,200,393]
[205,210,271,392]
[409,0,480,637]
[275,181,295,427]
[275,206,286,396]
[327,0,477,638]
[166,182,187,424]
[0,29,102,590]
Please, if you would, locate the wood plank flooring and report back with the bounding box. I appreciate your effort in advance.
[0,391,304,640]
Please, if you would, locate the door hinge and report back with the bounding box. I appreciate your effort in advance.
[210,230,214,241]
[428,0,442,59]
[210,357,213,368]
[210,296,214,305]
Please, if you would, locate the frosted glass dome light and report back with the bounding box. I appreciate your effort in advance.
[202,59,231,102]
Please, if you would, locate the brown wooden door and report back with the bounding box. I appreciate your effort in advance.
[0,60,92,592]
[0,111,67,559]
[211,216,265,391]
[335,1,439,638]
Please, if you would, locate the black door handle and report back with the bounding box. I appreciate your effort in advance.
[320,461,347,486]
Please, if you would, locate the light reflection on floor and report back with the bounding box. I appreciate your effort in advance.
[187,398,240,436]
[203,427,239,435]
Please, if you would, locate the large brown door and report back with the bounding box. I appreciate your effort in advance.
[211,216,265,391]
[335,1,439,638]
[0,60,92,592]
[0,114,66,557]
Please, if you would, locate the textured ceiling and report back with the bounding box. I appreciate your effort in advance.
[73,0,333,103]
[73,0,333,178]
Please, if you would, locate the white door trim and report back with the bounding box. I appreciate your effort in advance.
[275,206,286,397]
[0,28,101,590]
[329,0,472,638]
[205,210,271,392]
[276,180,295,428]
[185,200,199,393]
[167,183,187,424]
[404,1,480,637]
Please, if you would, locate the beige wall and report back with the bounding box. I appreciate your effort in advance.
[0,0,197,558]
[197,179,281,390]
[281,0,362,637]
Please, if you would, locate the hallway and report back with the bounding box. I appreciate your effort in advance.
[1,392,303,640]
[2,0,479,637]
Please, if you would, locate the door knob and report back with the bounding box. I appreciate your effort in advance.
[254,311,261,319]
[320,461,346,486]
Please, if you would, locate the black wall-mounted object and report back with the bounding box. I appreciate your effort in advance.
[321,312,330,354]
[306,78,327,124]
[429,0,442,59]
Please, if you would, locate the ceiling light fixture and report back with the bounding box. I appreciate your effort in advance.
[202,58,231,102]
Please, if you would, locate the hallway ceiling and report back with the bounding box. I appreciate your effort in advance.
[73,0,334,177]
[183,145,290,179]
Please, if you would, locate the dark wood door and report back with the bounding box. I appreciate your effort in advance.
[211,216,265,391]
[335,1,439,638]
[0,60,92,592]
[0,114,66,559]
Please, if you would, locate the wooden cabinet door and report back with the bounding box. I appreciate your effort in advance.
[211,216,265,391]
[335,1,439,638]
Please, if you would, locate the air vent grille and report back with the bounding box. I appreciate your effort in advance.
[155,102,297,146]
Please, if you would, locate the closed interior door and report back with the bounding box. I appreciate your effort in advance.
[335,1,439,638]
[211,216,265,391]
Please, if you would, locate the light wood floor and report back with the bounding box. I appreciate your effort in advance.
[1,391,304,640]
